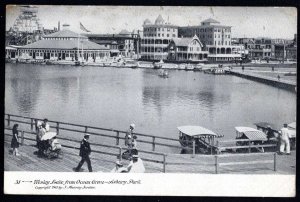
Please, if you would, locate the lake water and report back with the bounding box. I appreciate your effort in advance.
[5,63,296,150]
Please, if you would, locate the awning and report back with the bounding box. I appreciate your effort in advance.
[243,131,267,141]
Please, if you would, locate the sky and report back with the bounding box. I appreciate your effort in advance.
[6,5,297,39]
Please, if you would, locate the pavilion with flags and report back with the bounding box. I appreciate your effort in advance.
[16,23,110,62]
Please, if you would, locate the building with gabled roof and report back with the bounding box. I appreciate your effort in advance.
[178,18,242,62]
[15,24,110,62]
[167,35,208,62]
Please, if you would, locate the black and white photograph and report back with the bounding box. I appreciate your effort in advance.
[4,5,297,196]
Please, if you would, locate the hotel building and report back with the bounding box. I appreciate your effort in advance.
[178,18,242,62]
[140,15,178,60]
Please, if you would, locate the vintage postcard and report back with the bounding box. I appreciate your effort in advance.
[4,5,296,196]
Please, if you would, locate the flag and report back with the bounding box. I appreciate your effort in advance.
[80,22,90,32]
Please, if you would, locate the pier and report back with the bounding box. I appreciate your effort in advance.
[4,114,296,174]
[229,70,296,92]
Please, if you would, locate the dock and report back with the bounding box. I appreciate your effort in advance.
[229,70,296,92]
[4,114,296,174]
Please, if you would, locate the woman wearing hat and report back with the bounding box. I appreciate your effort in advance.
[11,124,20,156]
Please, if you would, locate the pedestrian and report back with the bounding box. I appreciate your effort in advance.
[272,66,275,71]
[38,123,47,155]
[11,124,20,156]
[126,154,145,173]
[110,161,128,173]
[73,134,93,172]
[125,123,135,146]
[242,65,244,71]
[279,123,291,155]
[125,123,136,157]
[277,75,280,81]
[43,118,50,132]
[36,120,42,147]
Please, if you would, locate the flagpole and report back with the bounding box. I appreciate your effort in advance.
[77,31,80,62]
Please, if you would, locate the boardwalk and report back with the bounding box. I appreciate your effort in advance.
[4,136,296,174]
[229,70,296,92]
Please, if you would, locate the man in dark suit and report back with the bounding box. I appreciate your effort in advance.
[73,134,93,172]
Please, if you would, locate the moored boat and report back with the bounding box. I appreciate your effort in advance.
[178,125,223,154]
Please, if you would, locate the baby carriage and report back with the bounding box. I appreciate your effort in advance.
[40,132,62,159]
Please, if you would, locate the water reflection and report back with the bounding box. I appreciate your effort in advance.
[10,77,40,114]
[5,63,296,146]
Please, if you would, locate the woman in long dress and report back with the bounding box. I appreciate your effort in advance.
[11,124,20,156]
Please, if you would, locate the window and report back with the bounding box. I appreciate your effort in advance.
[215,41,216,45]
[162,34,164,37]
[197,47,200,51]
[167,28,170,31]
[225,41,227,45]
[167,34,169,37]
[158,34,160,37]
[158,28,160,31]
[172,34,175,37]
[218,34,220,38]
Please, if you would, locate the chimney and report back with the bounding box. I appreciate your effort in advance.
[58,21,60,31]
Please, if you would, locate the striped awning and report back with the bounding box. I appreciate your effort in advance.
[243,131,267,141]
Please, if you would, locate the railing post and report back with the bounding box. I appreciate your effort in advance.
[119,147,122,161]
[248,140,251,153]
[216,140,220,155]
[85,126,88,133]
[30,118,34,130]
[192,139,195,158]
[34,119,37,132]
[116,131,120,145]
[152,137,155,151]
[7,114,10,127]
[215,155,219,174]
[56,122,59,135]
[163,154,166,173]
[21,130,25,145]
[274,153,277,172]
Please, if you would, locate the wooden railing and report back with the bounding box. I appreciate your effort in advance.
[4,127,168,173]
[216,139,277,154]
[214,152,277,174]
[5,113,182,152]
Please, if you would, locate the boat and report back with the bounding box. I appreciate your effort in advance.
[123,59,138,68]
[284,72,296,76]
[158,70,169,78]
[74,61,85,66]
[193,63,204,71]
[153,59,164,69]
[235,127,269,152]
[287,122,296,149]
[185,64,195,71]
[178,125,223,154]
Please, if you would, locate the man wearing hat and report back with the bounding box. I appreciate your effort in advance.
[74,134,93,172]
[110,160,128,173]
[279,123,291,155]
[126,154,145,173]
